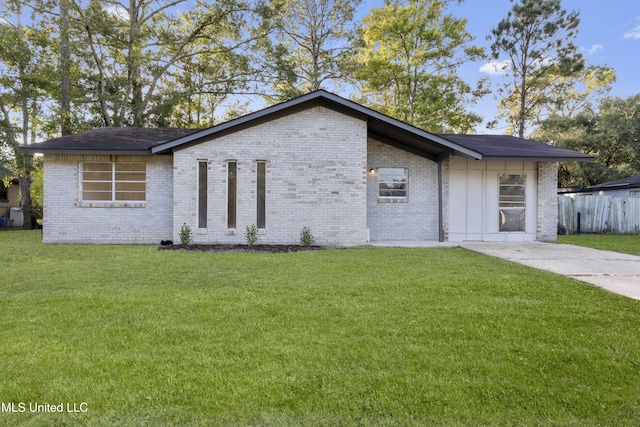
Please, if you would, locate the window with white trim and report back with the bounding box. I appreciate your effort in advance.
[378,168,408,198]
[499,174,526,232]
[81,162,146,201]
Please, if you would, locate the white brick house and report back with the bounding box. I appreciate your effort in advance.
[22,91,591,245]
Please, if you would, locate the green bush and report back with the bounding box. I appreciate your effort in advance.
[179,223,193,246]
[300,226,315,246]
[245,224,259,248]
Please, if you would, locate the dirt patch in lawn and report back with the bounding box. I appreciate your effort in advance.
[158,243,322,253]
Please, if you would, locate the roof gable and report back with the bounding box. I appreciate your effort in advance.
[150,90,483,161]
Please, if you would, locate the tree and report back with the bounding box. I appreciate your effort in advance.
[60,0,72,135]
[57,0,272,128]
[489,0,585,137]
[546,64,615,120]
[264,0,361,100]
[537,94,640,187]
[0,1,57,228]
[355,0,486,133]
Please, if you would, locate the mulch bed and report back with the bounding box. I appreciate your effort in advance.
[158,243,322,253]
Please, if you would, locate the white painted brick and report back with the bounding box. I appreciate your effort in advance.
[537,161,559,241]
[173,106,369,246]
[42,154,173,244]
[367,139,440,241]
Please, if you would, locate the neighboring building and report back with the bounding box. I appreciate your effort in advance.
[0,177,21,226]
[559,176,640,198]
[20,91,592,245]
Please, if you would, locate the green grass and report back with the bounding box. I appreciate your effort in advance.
[558,234,640,256]
[1,231,640,426]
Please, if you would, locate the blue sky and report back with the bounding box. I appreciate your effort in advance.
[356,0,640,132]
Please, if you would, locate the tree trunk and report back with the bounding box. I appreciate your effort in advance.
[129,0,144,126]
[60,0,72,135]
[18,171,33,230]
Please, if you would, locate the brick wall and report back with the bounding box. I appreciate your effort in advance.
[537,161,559,241]
[42,154,173,244]
[366,139,440,241]
[173,106,369,246]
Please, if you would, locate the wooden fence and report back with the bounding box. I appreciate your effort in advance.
[558,195,640,234]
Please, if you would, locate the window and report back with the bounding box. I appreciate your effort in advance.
[499,174,526,232]
[227,161,237,229]
[256,161,266,229]
[378,168,408,198]
[0,182,7,201]
[197,161,207,229]
[82,162,145,201]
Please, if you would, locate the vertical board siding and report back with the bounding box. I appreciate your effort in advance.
[559,195,640,234]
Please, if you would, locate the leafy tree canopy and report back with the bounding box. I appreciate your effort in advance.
[355,0,487,133]
[536,94,640,187]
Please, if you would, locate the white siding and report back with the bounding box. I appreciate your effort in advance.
[448,158,538,242]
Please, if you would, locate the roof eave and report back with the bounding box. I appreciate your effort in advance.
[479,156,594,162]
[19,147,155,156]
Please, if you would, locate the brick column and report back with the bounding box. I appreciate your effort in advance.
[537,161,559,241]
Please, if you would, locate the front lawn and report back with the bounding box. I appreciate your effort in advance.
[2,231,640,426]
[558,234,640,256]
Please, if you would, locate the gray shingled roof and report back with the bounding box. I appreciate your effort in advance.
[20,91,593,162]
[438,134,593,161]
[588,176,640,190]
[20,127,202,155]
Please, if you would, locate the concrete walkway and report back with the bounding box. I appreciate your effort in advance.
[371,241,640,300]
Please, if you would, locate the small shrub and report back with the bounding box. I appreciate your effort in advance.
[179,223,193,246]
[245,224,259,248]
[300,226,315,247]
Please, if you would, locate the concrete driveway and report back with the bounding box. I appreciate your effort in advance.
[461,242,640,300]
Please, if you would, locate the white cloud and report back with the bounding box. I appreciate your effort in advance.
[624,25,640,39]
[479,60,510,76]
[585,44,604,55]
[624,17,640,39]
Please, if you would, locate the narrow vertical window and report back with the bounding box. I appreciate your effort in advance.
[256,161,266,229]
[227,161,237,229]
[197,161,207,229]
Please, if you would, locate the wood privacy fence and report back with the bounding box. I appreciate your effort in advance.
[558,195,640,234]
